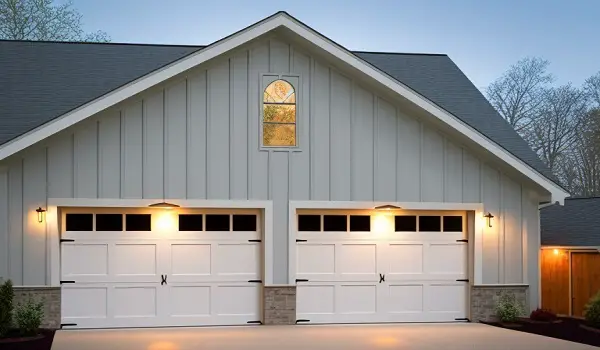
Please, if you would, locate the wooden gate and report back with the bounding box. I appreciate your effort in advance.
[571,252,600,317]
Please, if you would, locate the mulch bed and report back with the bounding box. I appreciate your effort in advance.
[482,317,600,347]
[0,329,56,350]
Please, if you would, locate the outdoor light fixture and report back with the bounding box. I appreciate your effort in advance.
[373,204,402,211]
[484,212,494,228]
[148,202,180,209]
[36,207,46,223]
[553,249,560,256]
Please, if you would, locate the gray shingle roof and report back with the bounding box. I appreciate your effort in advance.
[0,40,557,187]
[541,197,600,247]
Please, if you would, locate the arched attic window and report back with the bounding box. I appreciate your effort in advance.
[263,79,296,147]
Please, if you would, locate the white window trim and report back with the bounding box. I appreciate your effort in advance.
[259,73,302,152]
[47,198,274,286]
[287,201,486,285]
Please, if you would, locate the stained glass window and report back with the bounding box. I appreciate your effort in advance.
[263,80,296,146]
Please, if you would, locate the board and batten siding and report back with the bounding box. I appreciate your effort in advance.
[0,37,538,291]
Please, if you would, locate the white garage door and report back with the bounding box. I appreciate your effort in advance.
[60,208,262,329]
[295,210,468,324]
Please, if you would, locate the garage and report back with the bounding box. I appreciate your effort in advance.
[59,207,262,329]
[295,209,468,324]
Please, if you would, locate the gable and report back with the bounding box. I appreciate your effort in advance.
[0,11,568,202]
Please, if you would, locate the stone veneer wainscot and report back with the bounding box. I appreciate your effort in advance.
[263,285,296,325]
[470,285,529,322]
[13,286,61,329]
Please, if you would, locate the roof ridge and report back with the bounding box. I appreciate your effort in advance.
[0,39,205,48]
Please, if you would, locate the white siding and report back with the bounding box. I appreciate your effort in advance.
[0,37,543,290]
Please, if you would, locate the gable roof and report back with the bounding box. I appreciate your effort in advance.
[0,11,568,202]
[541,197,600,247]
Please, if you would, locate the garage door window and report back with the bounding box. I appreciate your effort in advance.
[395,215,417,232]
[205,214,230,231]
[350,215,370,232]
[232,215,257,231]
[298,215,321,231]
[323,215,347,231]
[125,214,152,231]
[418,216,441,232]
[179,214,203,231]
[96,214,123,231]
[66,213,93,231]
[443,216,463,232]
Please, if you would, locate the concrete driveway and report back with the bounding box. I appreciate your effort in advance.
[51,323,596,350]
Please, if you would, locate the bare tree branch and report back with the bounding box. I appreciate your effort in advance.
[0,0,109,42]
[485,57,554,133]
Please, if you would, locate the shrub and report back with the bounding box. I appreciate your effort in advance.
[529,308,557,322]
[584,290,600,328]
[495,292,525,322]
[0,279,14,337]
[14,297,44,336]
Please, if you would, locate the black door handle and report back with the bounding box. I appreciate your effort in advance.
[161,274,167,285]
[379,273,385,283]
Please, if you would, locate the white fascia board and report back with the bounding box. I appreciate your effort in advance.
[0,12,568,204]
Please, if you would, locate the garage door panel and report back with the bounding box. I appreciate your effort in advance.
[61,208,263,329]
[297,285,335,315]
[169,286,211,317]
[215,285,260,317]
[170,244,212,278]
[428,243,467,275]
[295,211,467,325]
[61,243,109,279]
[62,286,108,319]
[113,244,158,277]
[113,286,158,318]
[216,243,260,279]
[339,244,379,281]
[297,244,335,280]
[387,244,424,275]
[387,284,423,313]
[426,284,467,314]
[337,284,378,314]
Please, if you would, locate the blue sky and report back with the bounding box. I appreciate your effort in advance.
[75,0,599,91]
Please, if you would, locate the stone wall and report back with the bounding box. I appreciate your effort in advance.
[13,286,61,329]
[263,285,296,325]
[471,285,529,322]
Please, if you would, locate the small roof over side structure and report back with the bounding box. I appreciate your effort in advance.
[541,197,600,247]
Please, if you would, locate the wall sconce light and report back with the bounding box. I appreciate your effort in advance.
[148,202,180,209]
[553,249,560,256]
[483,212,494,228]
[36,207,46,223]
[373,204,402,211]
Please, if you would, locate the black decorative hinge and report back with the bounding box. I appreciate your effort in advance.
[248,239,262,243]
[379,273,385,283]
[60,280,75,284]
[295,279,309,283]
[248,280,263,283]
[296,239,307,242]
[161,275,167,285]
[455,318,470,322]
[456,239,468,243]
[247,320,262,324]
[456,279,469,282]
[60,323,77,328]
[296,319,310,324]
[60,239,75,243]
